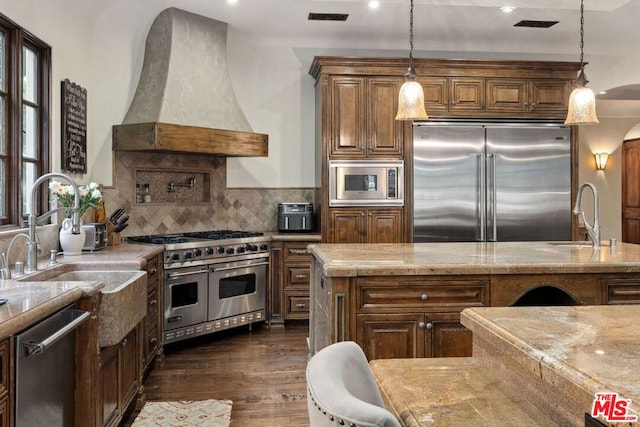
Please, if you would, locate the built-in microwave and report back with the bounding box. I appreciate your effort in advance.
[329,160,404,206]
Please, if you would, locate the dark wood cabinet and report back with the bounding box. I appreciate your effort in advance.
[270,239,317,324]
[486,78,570,114]
[98,327,140,427]
[0,340,9,427]
[142,254,162,374]
[354,277,488,359]
[328,75,404,158]
[603,277,640,304]
[329,208,403,243]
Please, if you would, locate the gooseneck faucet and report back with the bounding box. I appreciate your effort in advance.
[1,233,31,279]
[26,172,81,272]
[573,182,600,249]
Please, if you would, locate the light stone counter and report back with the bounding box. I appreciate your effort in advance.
[0,242,163,339]
[370,305,640,426]
[462,305,640,426]
[308,241,640,277]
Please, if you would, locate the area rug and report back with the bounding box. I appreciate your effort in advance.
[132,399,232,426]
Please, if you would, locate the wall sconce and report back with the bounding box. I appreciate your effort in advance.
[594,153,609,170]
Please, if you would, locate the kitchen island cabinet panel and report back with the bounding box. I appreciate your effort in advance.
[603,277,640,304]
[357,313,425,359]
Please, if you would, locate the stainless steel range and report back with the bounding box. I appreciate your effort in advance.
[128,230,269,344]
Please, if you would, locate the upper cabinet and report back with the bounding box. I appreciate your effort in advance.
[485,78,571,114]
[329,76,405,158]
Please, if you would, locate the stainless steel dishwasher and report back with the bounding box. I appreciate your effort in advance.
[15,305,90,427]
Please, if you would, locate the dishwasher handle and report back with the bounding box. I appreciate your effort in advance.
[22,309,90,357]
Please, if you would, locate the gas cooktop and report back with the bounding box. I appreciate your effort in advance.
[127,230,264,245]
[127,230,270,267]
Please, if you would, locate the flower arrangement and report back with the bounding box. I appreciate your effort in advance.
[49,181,103,219]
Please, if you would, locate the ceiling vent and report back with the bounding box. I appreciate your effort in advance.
[514,20,559,28]
[308,13,348,21]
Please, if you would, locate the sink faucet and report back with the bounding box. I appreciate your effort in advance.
[26,172,81,272]
[573,182,600,249]
[1,233,30,279]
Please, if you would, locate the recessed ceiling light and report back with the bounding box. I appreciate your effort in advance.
[500,6,516,13]
[369,0,381,9]
[227,0,239,4]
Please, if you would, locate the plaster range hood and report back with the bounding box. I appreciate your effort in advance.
[113,8,268,157]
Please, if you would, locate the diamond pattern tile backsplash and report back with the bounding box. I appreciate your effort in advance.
[102,151,316,236]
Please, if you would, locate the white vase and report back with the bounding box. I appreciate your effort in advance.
[59,218,86,256]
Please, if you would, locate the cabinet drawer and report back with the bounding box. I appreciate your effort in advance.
[604,280,640,304]
[283,243,312,262]
[145,255,160,284]
[146,287,159,324]
[283,293,310,319]
[285,265,311,287]
[358,281,488,309]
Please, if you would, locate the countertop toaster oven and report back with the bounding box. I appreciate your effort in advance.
[278,203,314,232]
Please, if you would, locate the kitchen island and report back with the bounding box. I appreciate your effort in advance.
[370,304,640,426]
[308,241,640,359]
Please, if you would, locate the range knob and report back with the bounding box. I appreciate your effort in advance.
[171,253,180,261]
[237,246,245,253]
[193,248,202,257]
[245,244,257,251]
[217,246,225,254]
[259,244,269,251]
[226,247,235,255]
[205,247,214,255]
[183,252,192,260]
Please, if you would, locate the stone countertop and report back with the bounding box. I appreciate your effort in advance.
[462,305,640,424]
[308,241,640,277]
[0,242,163,339]
[370,357,558,426]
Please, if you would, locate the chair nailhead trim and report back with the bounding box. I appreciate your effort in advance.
[309,389,366,427]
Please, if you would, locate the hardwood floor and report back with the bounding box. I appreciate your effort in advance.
[136,321,310,426]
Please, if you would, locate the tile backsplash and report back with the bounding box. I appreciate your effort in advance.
[102,151,316,236]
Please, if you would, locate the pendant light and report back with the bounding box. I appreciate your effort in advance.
[565,0,598,125]
[395,0,428,121]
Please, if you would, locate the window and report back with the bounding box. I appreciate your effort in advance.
[0,13,50,228]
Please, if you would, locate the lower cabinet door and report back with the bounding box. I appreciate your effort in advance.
[99,344,120,427]
[356,313,426,360]
[425,312,472,358]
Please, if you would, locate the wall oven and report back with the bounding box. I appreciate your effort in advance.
[128,230,269,344]
[329,159,404,206]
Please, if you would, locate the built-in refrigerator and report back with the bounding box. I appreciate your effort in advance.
[413,121,572,242]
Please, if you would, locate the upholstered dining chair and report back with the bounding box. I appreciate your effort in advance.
[306,341,402,427]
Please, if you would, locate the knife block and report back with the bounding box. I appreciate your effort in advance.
[107,222,120,246]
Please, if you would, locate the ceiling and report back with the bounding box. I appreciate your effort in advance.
[156,0,639,104]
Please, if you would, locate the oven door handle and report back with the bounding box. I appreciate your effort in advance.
[211,261,269,272]
[167,269,208,278]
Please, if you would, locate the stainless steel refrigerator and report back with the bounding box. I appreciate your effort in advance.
[413,121,572,242]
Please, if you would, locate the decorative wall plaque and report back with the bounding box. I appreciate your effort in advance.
[61,79,87,174]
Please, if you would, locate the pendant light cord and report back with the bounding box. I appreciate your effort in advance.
[406,0,415,77]
[579,0,585,70]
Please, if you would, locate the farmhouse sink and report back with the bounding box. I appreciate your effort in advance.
[25,269,147,347]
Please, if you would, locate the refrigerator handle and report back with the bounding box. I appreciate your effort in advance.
[488,153,497,241]
[478,153,485,242]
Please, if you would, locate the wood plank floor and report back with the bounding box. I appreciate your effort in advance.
[133,321,310,426]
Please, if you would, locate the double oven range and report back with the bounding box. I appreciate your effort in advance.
[128,230,269,344]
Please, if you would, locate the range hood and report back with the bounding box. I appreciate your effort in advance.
[113,8,268,157]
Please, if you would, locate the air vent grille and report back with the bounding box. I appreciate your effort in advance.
[514,20,559,28]
[308,13,348,21]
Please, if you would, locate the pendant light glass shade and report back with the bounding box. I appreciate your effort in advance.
[396,79,428,120]
[564,0,598,125]
[395,0,428,121]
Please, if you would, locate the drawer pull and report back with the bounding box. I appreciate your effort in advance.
[295,274,308,280]
[149,266,158,275]
[295,303,307,308]
[150,299,158,306]
[150,337,158,344]
[421,294,429,301]
[291,249,308,255]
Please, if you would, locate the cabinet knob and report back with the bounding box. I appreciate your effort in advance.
[426,322,434,330]
[122,338,128,347]
[419,321,426,329]
[150,299,157,306]
[149,266,157,274]
[421,294,428,301]
[150,337,158,344]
